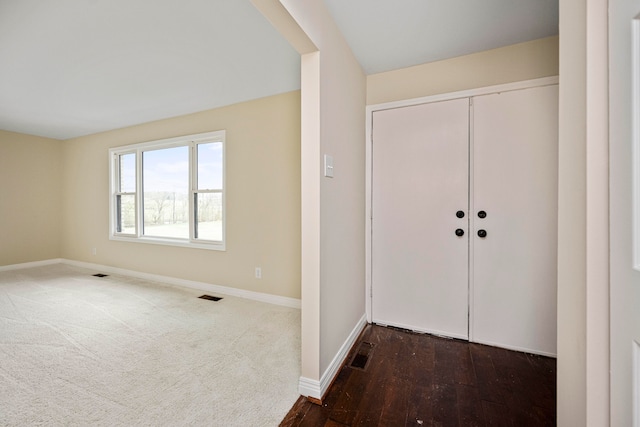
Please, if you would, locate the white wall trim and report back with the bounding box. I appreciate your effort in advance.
[297,376,322,400]
[0,258,63,272]
[472,338,557,358]
[635,340,640,427]
[365,76,559,331]
[56,259,301,309]
[365,101,373,324]
[298,314,367,400]
[366,76,559,115]
[372,320,468,342]
[0,259,300,308]
[632,17,640,271]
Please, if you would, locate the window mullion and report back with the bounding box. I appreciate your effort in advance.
[196,189,222,194]
[136,149,143,237]
[190,143,196,241]
[113,153,137,236]
[116,153,122,234]
[112,153,120,235]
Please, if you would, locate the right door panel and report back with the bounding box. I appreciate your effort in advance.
[471,85,558,356]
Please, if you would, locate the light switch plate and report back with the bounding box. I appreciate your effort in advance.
[324,154,334,178]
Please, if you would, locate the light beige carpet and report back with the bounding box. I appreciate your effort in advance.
[0,264,300,426]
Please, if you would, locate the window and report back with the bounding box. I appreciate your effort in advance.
[109,131,225,250]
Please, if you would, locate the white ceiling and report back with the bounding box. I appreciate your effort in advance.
[0,0,558,140]
[0,0,300,140]
[324,0,559,75]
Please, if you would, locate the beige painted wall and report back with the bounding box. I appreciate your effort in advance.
[316,38,366,377]
[367,36,559,105]
[61,91,302,299]
[0,130,63,265]
[557,0,611,424]
[276,0,367,385]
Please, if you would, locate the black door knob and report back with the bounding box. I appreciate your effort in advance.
[478,210,487,218]
[456,210,465,218]
[477,229,487,238]
[455,228,465,237]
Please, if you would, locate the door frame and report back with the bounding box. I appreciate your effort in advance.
[365,76,559,341]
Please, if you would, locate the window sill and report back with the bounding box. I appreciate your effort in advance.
[109,235,226,251]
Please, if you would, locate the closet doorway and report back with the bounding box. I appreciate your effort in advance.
[369,81,558,356]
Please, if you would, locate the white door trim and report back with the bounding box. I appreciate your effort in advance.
[633,17,640,271]
[365,75,559,325]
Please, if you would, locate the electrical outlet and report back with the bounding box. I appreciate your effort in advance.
[255,267,262,279]
[92,247,97,256]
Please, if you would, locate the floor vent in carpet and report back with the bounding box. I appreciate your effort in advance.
[350,342,375,370]
[92,274,109,277]
[198,295,223,301]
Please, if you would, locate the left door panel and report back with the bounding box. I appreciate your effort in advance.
[371,98,470,339]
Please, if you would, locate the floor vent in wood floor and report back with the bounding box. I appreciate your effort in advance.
[198,295,223,301]
[92,274,108,277]
[350,342,374,370]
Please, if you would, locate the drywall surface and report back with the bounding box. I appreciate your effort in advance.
[278,0,367,383]
[557,0,587,423]
[556,0,613,423]
[0,130,63,265]
[583,0,611,424]
[609,0,640,424]
[61,91,301,299]
[367,36,559,106]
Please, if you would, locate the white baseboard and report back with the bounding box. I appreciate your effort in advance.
[1,258,300,309]
[60,259,301,309]
[634,340,640,427]
[0,258,63,272]
[472,337,557,358]
[372,318,469,341]
[298,376,322,400]
[298,314,368,400]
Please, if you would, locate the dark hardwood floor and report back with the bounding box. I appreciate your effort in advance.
[280,324,556,426]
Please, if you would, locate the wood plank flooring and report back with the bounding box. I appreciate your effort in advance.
[280,324,556,426]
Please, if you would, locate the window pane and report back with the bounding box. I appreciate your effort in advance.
[195,192,223,241]
[143,146,189,239]
[197,142,223,190]
[116,194,136,234]
[119,153,136,193]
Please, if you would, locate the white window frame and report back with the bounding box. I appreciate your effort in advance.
[109,130,226,251]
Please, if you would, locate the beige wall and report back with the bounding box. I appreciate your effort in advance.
[0,130,63,265]
[367,36,559,105]
[557,0,587,421]
[557,0,612,424]
[584,0,610,425]
[273,0,367,388]
[61,91,302,299]
[316,34,366,377]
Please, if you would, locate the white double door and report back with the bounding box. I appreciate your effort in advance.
[371,85,558,355]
